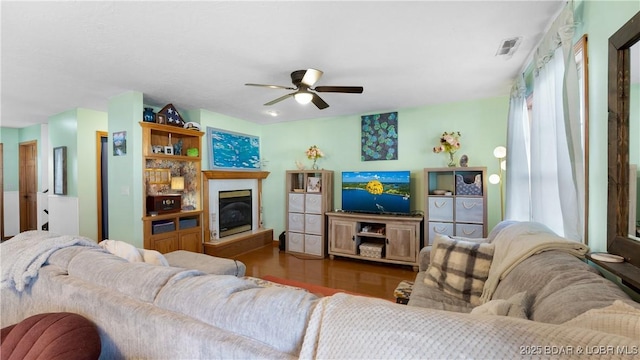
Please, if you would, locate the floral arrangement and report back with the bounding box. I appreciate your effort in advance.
[433,131,461,154]
[433,131,461,167]
[305,145,324,160]
[306,145,324,169]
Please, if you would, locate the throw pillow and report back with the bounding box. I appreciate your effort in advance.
[99,239,143,262]
[470,291,531,319]
[424,235,494,306]
[138,248,170,266]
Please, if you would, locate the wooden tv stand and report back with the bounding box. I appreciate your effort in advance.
[326,212,423,271]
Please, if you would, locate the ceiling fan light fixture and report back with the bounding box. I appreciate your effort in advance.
[294,91,313,105]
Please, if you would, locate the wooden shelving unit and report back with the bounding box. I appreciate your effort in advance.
[140,122,204,253]
[285,170,334,258]
[424,167,487,244]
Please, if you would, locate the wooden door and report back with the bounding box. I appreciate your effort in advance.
[385,223,417,262]
[328,218,357,255]
[179,229,202,252]
[19,141,37,232]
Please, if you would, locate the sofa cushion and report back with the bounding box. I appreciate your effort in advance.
[424,235,494,305]
[154,274,319,355]
[408,272,474,312]
[66,248,199,303]
[164,250,246,277]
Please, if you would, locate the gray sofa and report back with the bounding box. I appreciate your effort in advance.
[409,221,640,324]
[2,229,640,359]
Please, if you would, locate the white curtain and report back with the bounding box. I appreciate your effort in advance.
[505,5,584,241]
[505,77,530,221]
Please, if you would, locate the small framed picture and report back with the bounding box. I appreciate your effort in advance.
[164,146,173,155]
[156,114,167,125]
[307,177,321,192]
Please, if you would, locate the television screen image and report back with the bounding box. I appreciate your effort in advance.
[341,171,411,215]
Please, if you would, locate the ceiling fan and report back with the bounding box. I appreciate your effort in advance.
[245,68,363,109]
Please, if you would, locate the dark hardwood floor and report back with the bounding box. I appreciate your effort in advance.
[232,243,417,301]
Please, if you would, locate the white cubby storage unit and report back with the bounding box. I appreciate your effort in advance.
[285,170,333,258]
[424,167,487,245]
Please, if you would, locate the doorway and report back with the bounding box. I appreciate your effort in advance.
[96,131,109,241]
[19,141,37,232]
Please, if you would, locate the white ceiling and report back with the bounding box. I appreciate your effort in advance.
[1,0,566,129]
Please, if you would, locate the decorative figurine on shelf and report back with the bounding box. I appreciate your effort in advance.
[186,148,199,157]
[433,131,461,167]
[173,139,183,156]
[305,145,324,170]
[295,160,306,170]
[460,154,469,167]
[143,108,156,122]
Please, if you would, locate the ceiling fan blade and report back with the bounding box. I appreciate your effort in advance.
[264,93,294,106]
[314,86,364,93]
[245,83,296,90]
[301,69,323,87]
[311,93,329,110]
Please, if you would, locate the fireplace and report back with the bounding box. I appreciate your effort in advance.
[218,189,252,237]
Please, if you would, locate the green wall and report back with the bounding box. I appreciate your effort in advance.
[260,97,509,235]
[1,128,20,191]
[77,109,108,240]
[107,91,144,247]
[49,110,79,197]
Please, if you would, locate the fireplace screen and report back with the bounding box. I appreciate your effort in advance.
[219,189,252,237]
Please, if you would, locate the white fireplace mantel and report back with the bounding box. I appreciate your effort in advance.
[202,170,270,242]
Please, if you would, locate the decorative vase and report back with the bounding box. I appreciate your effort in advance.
[143,107,156,123]
[447,152,457,167]
[312,158,319,170]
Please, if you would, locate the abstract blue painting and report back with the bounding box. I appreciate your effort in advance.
[207,127,261,170]
[361,112,398,161]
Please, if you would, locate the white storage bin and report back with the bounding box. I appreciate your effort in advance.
[288,232,304,253]
[305,234,323,256]
[305,214,322,235]
[428,197,454,221]
[455,197,484,223]
[288,193,304,213]
[428,221,454,244]
[305,194,322,214]
[455,223,484,238]
[288,213,304,232]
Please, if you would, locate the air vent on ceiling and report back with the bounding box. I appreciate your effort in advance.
[496,36,523,57]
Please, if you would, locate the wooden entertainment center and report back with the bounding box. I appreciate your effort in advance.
[326,211,423,271]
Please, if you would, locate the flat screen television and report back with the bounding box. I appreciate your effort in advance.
[341,170,411,215]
